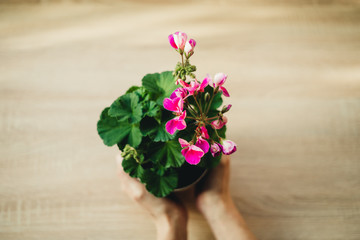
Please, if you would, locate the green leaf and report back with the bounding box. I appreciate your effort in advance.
[108,93,143,123]
[140,116,159,136]
[127,125,143,148]
[122,157,145,179]
[150,140,185,168]
[217,124,226,138]
[197,151,222,169]
[207,124,226,143]
[144,101,160,118]
[140,113,174,142]
[142,71,177,105]
[97,108,142,147]
[126,86,140,94]
[143,169,178,197]
[153,121,174,142]
[210,93,223,110]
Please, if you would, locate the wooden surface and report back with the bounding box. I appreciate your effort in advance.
[1,1,360,239]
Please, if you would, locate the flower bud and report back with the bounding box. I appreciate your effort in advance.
[205,92,211,101]
[222,140,237,155]
[184,39,196,58]
[168,31,188,52]
[210,142,222,157]
[211,116,228,129]
[221,104,232,113]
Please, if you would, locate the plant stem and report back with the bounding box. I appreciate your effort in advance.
[206,116,219,121]
[193,95,203,116]
[186,105,198,118]
[211,126,222,140]
[205,90,216,115]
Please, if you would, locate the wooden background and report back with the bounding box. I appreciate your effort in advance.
[1,1,359,239]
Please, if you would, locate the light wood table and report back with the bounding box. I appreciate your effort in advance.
[0,1,359,239]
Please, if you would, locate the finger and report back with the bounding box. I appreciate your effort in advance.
[116,154,127,178]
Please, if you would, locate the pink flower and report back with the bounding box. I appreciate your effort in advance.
[163,97,183,113]
[198,77,209,92]
[176,79,190,88]
[211,73,230,97]
[170,88,188,100]
[222,140,237,155]
[186,80,200,95]
[178,138,204,165]
[168,32,187,51]
[195,137,210,154]
[210,142,222,157]
[184,39,196,57]
[200,126,209,139]
[165,111,187,135]
[211,116,228,129]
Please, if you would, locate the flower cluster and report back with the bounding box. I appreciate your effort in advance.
[165,31,237,165]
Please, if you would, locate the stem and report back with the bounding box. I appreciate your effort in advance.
[205,90,216,115]
[206,116,219,121]
[192,133,197,144]
[193,95,203,116]
[186,116,196,120]
[181,54,184,68]
[186,106,198,118]
[211,125,222,140]
[185,99,199,116]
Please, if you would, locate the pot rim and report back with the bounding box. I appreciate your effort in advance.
[173,169,208,192]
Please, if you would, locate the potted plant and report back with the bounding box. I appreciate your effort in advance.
[97,31,237,197]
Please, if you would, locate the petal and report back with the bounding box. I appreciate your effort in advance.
[189,39,196,47]
[185,145,204,165]
[179,80,190,88]
[179,138,190,148]
[179,32,188,49]
[200,126,209,139]
[211,117,227,130]
[168,34,178,49]
[175,118,187,131]
[184,41,192,54]
[210,143,222,157]
[163,98,177,112]
[220,86,230,97]
[222,140,237,155]
[214,73,227,86]
[186,80,200,95]
[163,97,183,112]
[170,88,187,99]
[199,77,209,92]
[165,119,177,135]
[181,147,189,158]
[196,137,210,154]
[178,110,187,121]
[173,32,187,50]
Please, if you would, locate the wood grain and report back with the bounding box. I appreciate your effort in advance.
[0,1,359,239]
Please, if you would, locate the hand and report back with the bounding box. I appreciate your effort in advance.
[195,155,257,240]
[116,154,188,240]
[195,155,232,212]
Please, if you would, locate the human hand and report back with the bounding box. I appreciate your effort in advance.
[116,154,188,240]
[195,155,257,240]
[195,155,232,213]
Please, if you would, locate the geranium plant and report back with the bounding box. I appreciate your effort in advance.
[97,31,237,197]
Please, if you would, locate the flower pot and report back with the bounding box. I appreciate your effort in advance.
[174,163,208,192]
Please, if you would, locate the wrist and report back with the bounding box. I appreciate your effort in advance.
[155,208,187,240]
[197,191,231,213]
[198,193,235,222]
